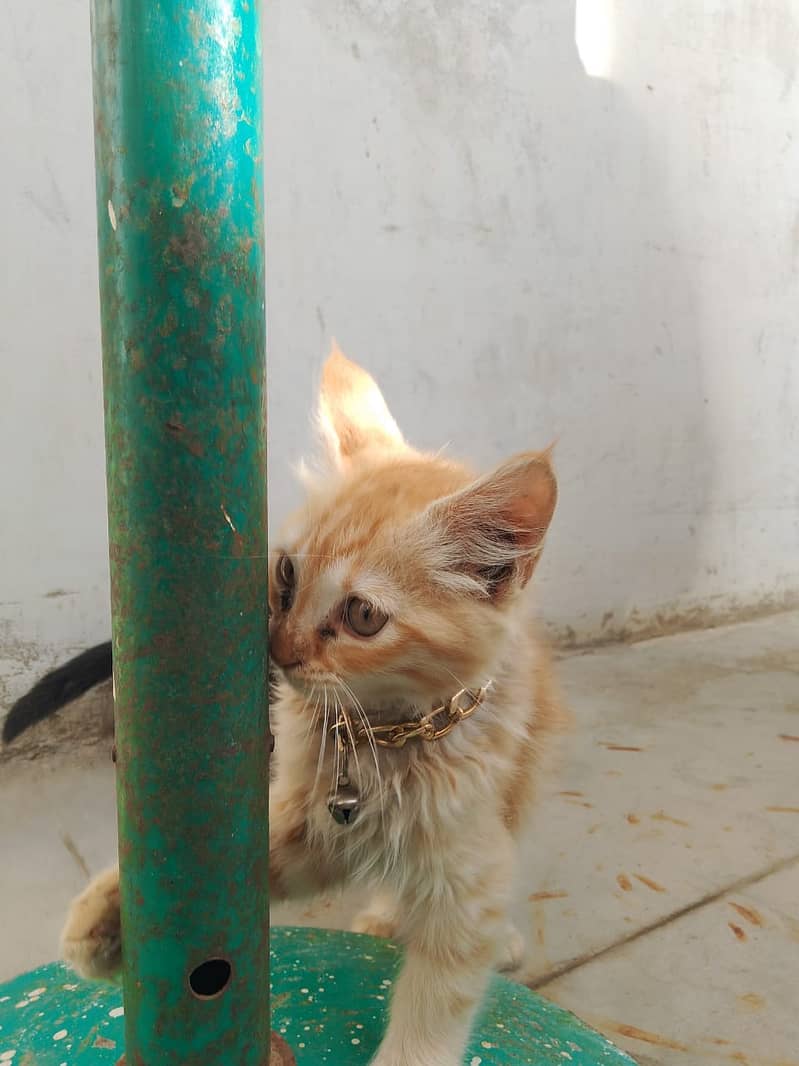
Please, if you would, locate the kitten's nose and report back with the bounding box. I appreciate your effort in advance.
[270,645,300,670]
[269,626,302,670]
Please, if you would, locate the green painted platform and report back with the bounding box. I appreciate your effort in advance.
[0,927,635,1065]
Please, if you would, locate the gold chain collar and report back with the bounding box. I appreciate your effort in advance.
[326,682,492,825]
[331,682,493,751]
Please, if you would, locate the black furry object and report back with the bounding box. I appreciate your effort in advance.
[2,641,113,743]
[3,640,280,745]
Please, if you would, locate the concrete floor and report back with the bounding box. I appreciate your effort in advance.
[1,611,797,1064]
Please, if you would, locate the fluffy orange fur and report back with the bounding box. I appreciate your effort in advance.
[61,345,565,1066]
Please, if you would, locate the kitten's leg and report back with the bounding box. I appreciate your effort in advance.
[269,787,338,901]
[61,866,122,980]
[60,788,327,980]
[370,836,513,1066]
[351,887,399,938]
[354,893,524,970]
[57,819,316,984]
[57,790,308,981]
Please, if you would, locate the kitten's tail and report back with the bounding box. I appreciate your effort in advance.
[2,641,113,743]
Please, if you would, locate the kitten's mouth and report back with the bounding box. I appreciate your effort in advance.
[272,659,379,711]
[277,662,335,694]
[277,662,304,689]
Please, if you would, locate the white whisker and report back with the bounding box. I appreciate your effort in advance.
[306,693,322,745]
[338,677,386,831]
[441,665,472,694]
[300,685,320,745]
[330,687,341,797]
[338,695,362,786]
[313,687,331,793]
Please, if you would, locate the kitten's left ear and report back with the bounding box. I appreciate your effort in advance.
[317,342,407,469]
[426,451,557,597]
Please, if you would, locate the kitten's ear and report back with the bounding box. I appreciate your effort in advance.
[316,342,406,469]
[426,452,557,597]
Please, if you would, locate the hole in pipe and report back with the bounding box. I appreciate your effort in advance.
[189,958,232,999]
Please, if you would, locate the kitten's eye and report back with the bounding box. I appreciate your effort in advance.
[276,554,295,611]
[344,597,388,638]
[277,554,294,588]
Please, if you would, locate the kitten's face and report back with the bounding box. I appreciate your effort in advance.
[268,346,557,710]
[269,457,496,709]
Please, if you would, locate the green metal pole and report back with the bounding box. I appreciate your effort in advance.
[90,2,270,1063]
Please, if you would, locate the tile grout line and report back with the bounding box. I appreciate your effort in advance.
[526,850,799,991]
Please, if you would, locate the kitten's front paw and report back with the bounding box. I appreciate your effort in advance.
[496,922,526,973]
[61,866,122,981]
[351,903,398,940]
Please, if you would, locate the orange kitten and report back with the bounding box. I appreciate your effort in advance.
[61,346,564,1066]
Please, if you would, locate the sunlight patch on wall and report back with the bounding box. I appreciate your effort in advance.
[575,0,615,79]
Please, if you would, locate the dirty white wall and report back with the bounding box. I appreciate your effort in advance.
[1,0,798,703]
